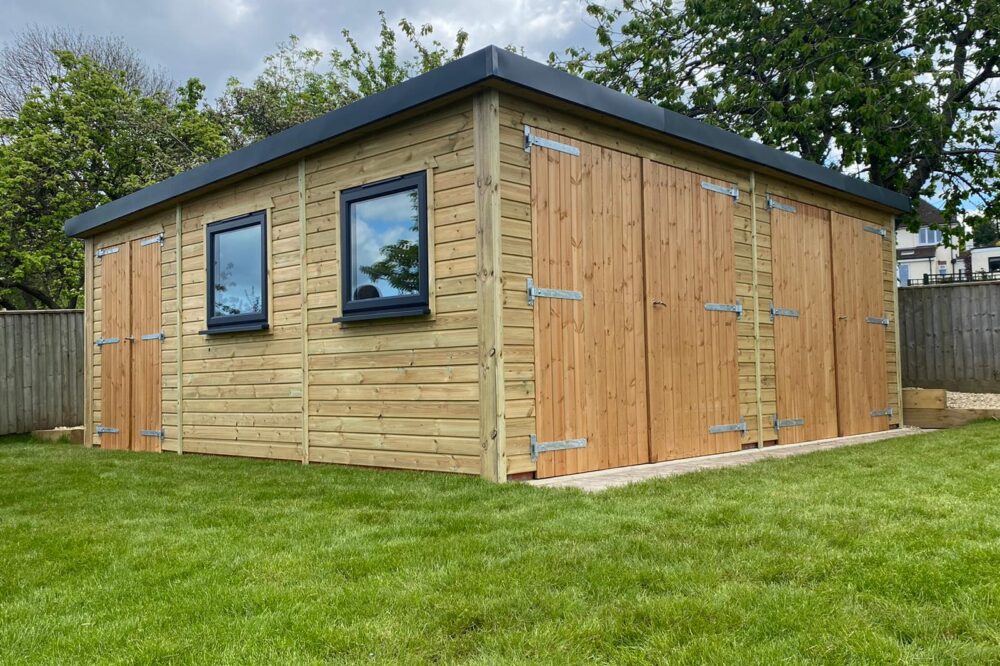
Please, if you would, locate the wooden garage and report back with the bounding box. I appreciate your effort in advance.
[65,47,910,481]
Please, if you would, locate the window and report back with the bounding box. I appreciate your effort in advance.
[202,211,268,334]
[918,227,942,246]
[338,172,429,322]
[898,263,910,286]
[990,257,1000,273]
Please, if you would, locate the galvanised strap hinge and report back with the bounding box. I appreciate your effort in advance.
[526,277,583,307]
[140,233,164,247]
[863,225,887,237]
[701,181,740,201]
[523,126,581,156]
[96,246,120,258]
[770,304,800,320]
[709,419,747,435]
[530,434,587,461]
[95,425,119,434]
[95,337,120,346]
[773,415,805,432]
[871,407,893,418]
[766,197,796,213]
[865,316,890,326]
[140,429,165,439]
[141,331,165,341]
[705,301,743,319]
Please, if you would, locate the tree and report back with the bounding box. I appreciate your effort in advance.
[214,12,469,148]
[558,0,1000,238]
[0,25,172,118]
[0,53,227,309]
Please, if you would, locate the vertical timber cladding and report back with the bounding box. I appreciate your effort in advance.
[96,233,163,450]
[529,129,650,477]
[769,196,838,444]
[643,160,743,461]
[831,212,891,435]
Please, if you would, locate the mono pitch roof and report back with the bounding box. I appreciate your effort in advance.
[64,45,911,238]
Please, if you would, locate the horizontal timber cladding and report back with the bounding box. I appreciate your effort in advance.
[303,99,482,475]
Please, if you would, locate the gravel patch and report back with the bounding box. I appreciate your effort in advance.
[947,391,1000,410]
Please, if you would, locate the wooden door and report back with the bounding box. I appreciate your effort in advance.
[770,196,838,444]
[531,129,649,478]
[130,235,162,452]
[99,243,132,450]
[643,160,742,461]
[831,212,890,435]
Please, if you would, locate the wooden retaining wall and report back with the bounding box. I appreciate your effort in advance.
[0,310,84,435]
[899,282,1000,392]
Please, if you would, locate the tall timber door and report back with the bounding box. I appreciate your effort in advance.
[643,160,742,461]
[97,234,162,451]
[529,128,650,478]
[770,196,839,444]
[831,213,890,435]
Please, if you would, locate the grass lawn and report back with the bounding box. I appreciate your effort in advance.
[2,426,1000,664]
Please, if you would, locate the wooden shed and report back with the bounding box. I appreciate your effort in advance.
[65,47,911,481]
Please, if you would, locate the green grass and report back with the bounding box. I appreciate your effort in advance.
[2,426,1000,664]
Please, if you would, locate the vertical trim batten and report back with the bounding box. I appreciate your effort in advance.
[84,238,94,447]
[175,204,184,455]
[891,218,903,426]
[750,171,764,448]
[298,159,310,464]
[474,90,506,482]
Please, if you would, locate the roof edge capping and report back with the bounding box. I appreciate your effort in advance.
[65,44,909,238]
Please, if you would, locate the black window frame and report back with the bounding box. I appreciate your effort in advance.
[337,171,430,323]
[201,210,269,335]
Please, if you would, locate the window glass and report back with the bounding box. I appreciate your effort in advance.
[212,224,264,316]
[989,257,1000,272]
[918,228,942,245]
[349,189,421,302]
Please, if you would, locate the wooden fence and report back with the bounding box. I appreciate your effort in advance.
[0,310,84,435]
[898,283,1000,393]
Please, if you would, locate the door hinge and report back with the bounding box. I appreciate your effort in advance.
[766,197,796,213]
[95,337,120,346]
[530,434,588,461]
[140,233,164,247]
[140,331,165,341]
[523,126,580,156]
[705,301,743,319]
[709,419,747,435]
[863,225,887,237]
[773,415,805,432]
[701,181,740,201]
[770,304,800,320]
[140,429,165,439]
[527,277,583,307]
[96,246,120,258]
[95,425,119,434]
[871,407,893,418]
[865,316,890,326]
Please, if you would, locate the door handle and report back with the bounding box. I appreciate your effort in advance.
[124,336,135,342]
[652,299,666,307]
[837,315,848,320]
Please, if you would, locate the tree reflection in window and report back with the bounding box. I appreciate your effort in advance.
[351,188,421,300]
[212,224,263,316]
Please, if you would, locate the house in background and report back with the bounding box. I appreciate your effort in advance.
[895,200,965,285]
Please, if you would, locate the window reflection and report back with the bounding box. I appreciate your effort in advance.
[350,188,420,301]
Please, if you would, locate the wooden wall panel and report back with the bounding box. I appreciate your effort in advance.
[643,160,742,461]
[770,196,838,444]
[530,130,648,478]
[831,212,890,435]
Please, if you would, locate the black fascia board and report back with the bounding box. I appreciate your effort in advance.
[65,45,909,238]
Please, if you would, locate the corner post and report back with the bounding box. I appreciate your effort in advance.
[84,237,94,447]
[298,159,310,464]
[474,89,507,482]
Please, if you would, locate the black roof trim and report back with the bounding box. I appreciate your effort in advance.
[65,46,910,237]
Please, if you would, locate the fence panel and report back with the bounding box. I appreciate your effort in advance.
[899,283,1000,392]
[0,310,84,435]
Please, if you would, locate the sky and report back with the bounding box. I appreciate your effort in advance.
[4,0,602,100]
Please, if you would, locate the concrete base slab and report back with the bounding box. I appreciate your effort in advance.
[528,427,924,492]
[30,426,84,444]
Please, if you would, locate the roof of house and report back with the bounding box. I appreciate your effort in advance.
[64,45,911,238]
